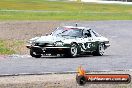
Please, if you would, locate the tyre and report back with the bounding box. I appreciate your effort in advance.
[76,75,87,86]
[93,43,105,56]
[65,43,78,57]
[30,49,41,58]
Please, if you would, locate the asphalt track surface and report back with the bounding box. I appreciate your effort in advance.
[0,21,132,75]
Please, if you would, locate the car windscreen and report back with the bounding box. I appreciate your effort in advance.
[52,27,82,37]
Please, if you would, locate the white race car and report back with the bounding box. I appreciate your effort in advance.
[26,25,110,58]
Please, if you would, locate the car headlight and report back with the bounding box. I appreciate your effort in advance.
[27,37,40,44]
[28,41,33,44]
[54,41,64,46]
[27,40,36,45]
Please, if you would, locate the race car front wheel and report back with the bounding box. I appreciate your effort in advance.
[68,43,78,57]
[30,49,41,58]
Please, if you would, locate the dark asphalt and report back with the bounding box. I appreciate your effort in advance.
[0,20,132,75]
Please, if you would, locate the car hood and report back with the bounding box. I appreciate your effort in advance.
[33,35,75,43]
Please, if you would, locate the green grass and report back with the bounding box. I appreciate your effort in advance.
[0,0,132,20]
[0,40,26,55]
[0,11,131,20]
[0,40,15,55]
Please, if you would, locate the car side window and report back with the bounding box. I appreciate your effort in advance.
[83,29,91,38]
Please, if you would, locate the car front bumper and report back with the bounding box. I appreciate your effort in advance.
[26,45,70,54]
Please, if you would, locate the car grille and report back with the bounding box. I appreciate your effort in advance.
[35,43,54,47]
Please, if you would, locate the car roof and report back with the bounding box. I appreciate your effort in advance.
[63,26,90,30]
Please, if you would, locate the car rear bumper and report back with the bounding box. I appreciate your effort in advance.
[105,43,110,47]
[105,43,110,49]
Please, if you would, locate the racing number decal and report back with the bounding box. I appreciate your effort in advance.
[87,43,91,48]
[81,42,95,51]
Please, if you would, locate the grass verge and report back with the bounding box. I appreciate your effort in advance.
[0,40,15,55]
[0,0,132,20]
[0,40,25,55]
[0,11,132,20]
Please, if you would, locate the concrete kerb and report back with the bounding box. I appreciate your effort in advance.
[0,70,132,77]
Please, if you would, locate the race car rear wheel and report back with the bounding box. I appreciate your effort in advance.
[93,43,105,56]
[30,49,42,58]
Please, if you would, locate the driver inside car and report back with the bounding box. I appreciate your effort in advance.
[84,30,91,38]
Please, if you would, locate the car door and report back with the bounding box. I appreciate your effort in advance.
[82,29,97,51]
